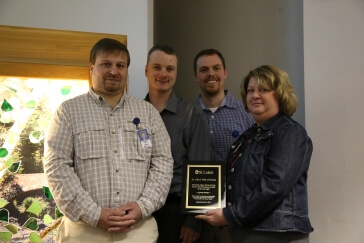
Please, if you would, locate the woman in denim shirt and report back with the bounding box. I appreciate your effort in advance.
[197,65,313,243]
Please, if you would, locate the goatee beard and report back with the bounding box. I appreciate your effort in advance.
[205,88,220,96]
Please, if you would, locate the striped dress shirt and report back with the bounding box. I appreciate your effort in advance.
[197,90,255,161]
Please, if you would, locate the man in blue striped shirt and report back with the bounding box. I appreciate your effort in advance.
[193,49,255,243]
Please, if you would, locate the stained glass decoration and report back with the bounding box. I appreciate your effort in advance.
[37,117,49,129]
[4,157,13,168]
[24,100,36,108]
[43,214,53,225]
[8,161,21,173]
[4,224,18,234]
[1,99,13,111]
[55,205,64,219]
[0,208,9,223]
[0,148,8,158]
[0,112,12,124]
[61,85,72,95]
[0,76,89,240]
[29,232,42,242]
[6,131,17,144]
[23,217,39,231]
[0,232,12,243]
[0,198,8,208]
[43,186,53,199]
[29,131,44,144]
[26,201,42,217]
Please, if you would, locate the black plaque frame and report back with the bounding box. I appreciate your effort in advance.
[181,161,226,214]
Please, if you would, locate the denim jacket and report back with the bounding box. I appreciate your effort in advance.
[223,112,314,233]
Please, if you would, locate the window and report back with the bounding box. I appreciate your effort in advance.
[0,25,126,242]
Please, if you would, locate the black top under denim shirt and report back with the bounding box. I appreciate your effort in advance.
[223,112,314,233]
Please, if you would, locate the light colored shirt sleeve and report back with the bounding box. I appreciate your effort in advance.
[44,103,101,226]
[135,106,174,217]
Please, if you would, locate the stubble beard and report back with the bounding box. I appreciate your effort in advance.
[104,75,125,93]
[203,84,221,97]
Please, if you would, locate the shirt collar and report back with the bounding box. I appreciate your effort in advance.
[89,88,126,107]
[260,112,285,130]
[145,92,178,114]
[89,88,102,105]
[164,92,178,113]
[197,90,236,110]
[223,90,238,108]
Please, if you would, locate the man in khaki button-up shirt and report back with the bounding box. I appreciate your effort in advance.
[44,38,173,243]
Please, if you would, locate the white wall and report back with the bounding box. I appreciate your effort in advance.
[0,0,152,98]
[304,0,364,242]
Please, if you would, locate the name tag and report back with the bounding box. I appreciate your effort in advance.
[137,129,152,149]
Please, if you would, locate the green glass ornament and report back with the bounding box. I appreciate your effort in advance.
[23,217,39,230]
[0,232,12,243]
[0,209,9,223]
[8,161,21,173]
[29,232,42,242]
[1,99,13,111]
[43,214,53,225]
[61,86,72,95]
[24,100,36,108]
[43,186,53,199]
[5,224,18,234]
[4,157,14,168]
[0,198,9,208]
[26,201,42,217]
[0,148,8,158]
[55,205,64,219]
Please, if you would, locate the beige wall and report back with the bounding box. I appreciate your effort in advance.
[154,0,305,125]
[304,0,364,242]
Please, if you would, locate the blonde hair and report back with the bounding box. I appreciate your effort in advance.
[240,65,297,116]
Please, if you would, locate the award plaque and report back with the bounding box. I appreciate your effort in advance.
[181,161,226,214]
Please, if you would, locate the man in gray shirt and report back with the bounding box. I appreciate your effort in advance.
[145,44,211,243]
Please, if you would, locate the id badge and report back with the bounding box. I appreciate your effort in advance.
[138,129,152,149]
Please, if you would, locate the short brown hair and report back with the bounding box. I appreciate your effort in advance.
[193,49,226,74]
[89,38,130,67]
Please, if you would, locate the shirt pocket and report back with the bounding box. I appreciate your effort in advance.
[245,131,273,178]
[223,127,242,140]
[123,123,152,162]
[74,125,108,159]
[252,131,273,153]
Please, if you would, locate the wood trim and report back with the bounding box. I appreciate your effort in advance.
[0,25,127,66]
[0,61,92,85]
[0,25,127,89]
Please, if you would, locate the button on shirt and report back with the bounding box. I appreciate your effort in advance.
[146,92,211,196]
[197,90,255,161]
[146,92,210,233]
[44,89,173,226]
